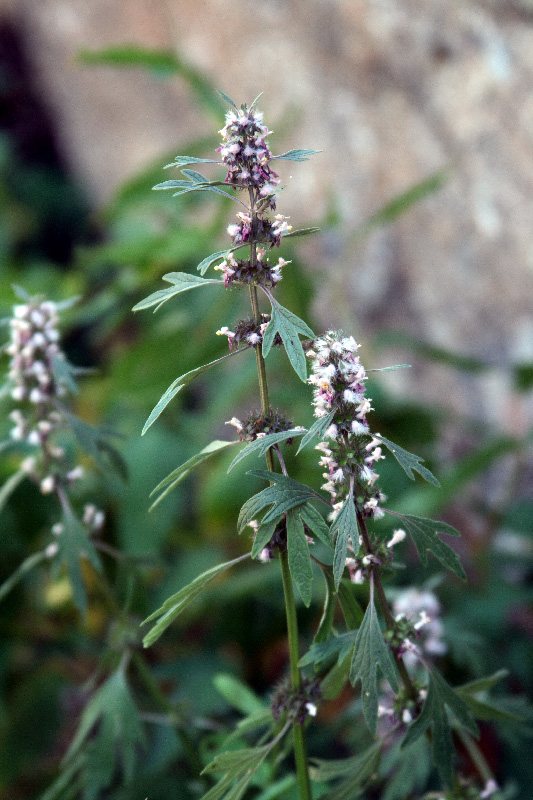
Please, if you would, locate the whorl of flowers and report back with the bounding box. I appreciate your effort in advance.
[307,331,386,521]
[216,315,283,351]
[218,104,280,199]
[215,249,289,289]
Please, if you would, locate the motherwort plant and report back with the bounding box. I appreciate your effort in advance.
[135,93,507,800]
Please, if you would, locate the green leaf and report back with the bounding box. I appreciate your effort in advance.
[286,509,313,606]
[350,598,399,735]
[457,669,509,696]
[142,554,248,647]
[0,468,26,514]
[239,470,323,532]
[272,149,322,162]
[367,364,411,372]
[456,670,523,723]
[251,517,280,559]
[299,502,331,547]
[314,571,336,643]
[0,549,49,602]
[299,631,357,670]
[310,739,381,782]
[149,440,239,510]
[165,155,221,169]
[296,408,337,454]
[228,428,305,472]
[197,248,233,275]
[337,580,365,628]
[382,738,431,800]
[143,349,246,435]
[200,734,282,800]
[152,179,195,190]
[402,668,478,787]
[216,89,239,109]
[213,673,265,715]
[133,272,223,312]
[63,411,126,478]
[375,435,440,487]
[170,182,246,205]
[181,168,209,183]
[281,226,321,239]
[386,512,465,579]
[262,298,314,381]
[330,495,359,589]
[55,509,101,616]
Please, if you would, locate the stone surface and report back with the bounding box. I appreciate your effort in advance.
[7,0,533,425]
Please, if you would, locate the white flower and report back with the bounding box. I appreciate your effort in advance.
[305,702,317,717]
[40,475,56,494]
[387,529,406,548]
[351,420,369,435]
[480,780,499,799]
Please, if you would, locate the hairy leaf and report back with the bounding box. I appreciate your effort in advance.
[386,512,465,579]
[227,428,306,472]
[375,434,440,486]
[330,494,359,588]
[296,408,337,454]
[143,348,247,435]
[262,299,314,382]
[272,149,322,162]
[239,470,324,532]
[55,509,101,616]
[149,440,239,510]
[142,554,248,647]
[350,598,399,735]
[286,508,313,606]
[181,168,209,183]
[402,668,478,786]
[133,272,222,312]
[299,502,331,547]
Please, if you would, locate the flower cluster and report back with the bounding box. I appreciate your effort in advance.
[271,676,321,724]
[226,409,294,442]
[227,212,291,249]
[215,249,289,289]
[392,587,447,662]
[307,332,386,521]
[218,104,280,199]
[216,315,283,351]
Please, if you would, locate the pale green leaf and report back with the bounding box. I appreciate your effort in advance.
[197,248,233,275]
[213,673,265,715]
[216,89,239,109]
[367,364,411,372]
[281,227,321,239]
[386,512,465,579]
[350,599,399,735]
[286,508,313,606]
[181,168,209,183]
[164,156,221,169]
[132,272,222,312]
[375,434,440,486]
[227,428,306,472]
[272,149,322,162]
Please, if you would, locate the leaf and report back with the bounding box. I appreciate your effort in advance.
[63,411,126,478]
[310,739,381,782]
[386,512,465,579]
[143,349,247,435]
[55,509,102,616]
[314,571,336,643]
[296,408,337,454]
[375,434,440,487]
[0,468,26,515]
[402,668,478,787]
[286,509,313,606]
[213,673,265,715]
[350,598,399,735]
[170,182,246,205]
[337,580,365,628]
[238,470,323,532]
[227,428,306,472]
[153,179,196,190]
[271,149,322,162]
[197,248,233,275]
[142,554,247,647]
[216,89,239,109]
[164,155,222,169]
[330,495,359,588]
[200,734,282,800]
[0,549,49,602]
[457,669,509,696]
[456,670,522,723]
[133,272,223,312]
[251,517,280,559]
[299,631,357,670]
[181,168,209,183]
[299,502,331,547]
[367,364,411,372]
[149,440,239,510]
[281,226,321,239]
[381,738,431,800]
[262,299,314,381]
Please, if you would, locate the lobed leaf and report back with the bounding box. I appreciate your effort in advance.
[385,511,465,579]
[262,299,314,381]
[227,428,306,472]
[133,272,223,312]
[330,494,359,588]
[286,508,313,606]
[310,739,381,782]
[350,598,399,735]
[375,434,440,486]
[142,554,248,647]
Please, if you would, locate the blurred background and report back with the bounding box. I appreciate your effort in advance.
[0,1,532,798]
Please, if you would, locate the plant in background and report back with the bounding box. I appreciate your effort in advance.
[133,92,519,800]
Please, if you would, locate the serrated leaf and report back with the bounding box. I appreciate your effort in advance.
[251,517,280,559]
[63,411,126,478]
[299,631,357,670]
[216,89,239,109]
[200,734,282,800]
[213,673,265,715]
[375,434,440,486]
[281,226,321,239]
[238,485,312,533]
[286,509,313,606]
[299,502,331,547]
[272,149,322,162]
[227,428,305,472]
[133,272,223,312]
[330,495,359,588]
[56,509,101,616]
[143,349,246,435]
[382,738,431,800]
[386,512,465,579]
[296,408,337,454]
[310,739,381,782]
[402,668,478,787]
[350,598,398,735]
[149,439,239,510]
[262,299,314,381]
[142,554,247,647]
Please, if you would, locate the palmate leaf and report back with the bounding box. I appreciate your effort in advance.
[149,439,239,510]
[142,554,248,647]
[299,631,357,670]
[296,408,337,454]
[262,298,314,381]
[330,494,359,588]
[375,434,440,486]
[386,511,465,579]
[272,149,322,162]
[286,508,313,606]
[200,733,282,800]
[55,508,102,616]
[143,348,248,435]
[350,598,399,735]
[402,668,478,787]
[227,428,306,472]
[132,272,223,312]
[311,741,382,800]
